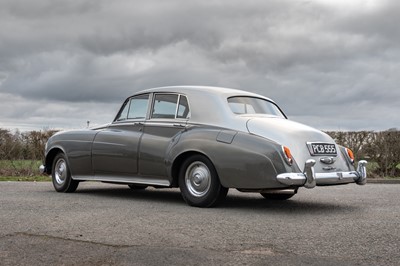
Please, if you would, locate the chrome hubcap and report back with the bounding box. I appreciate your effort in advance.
[54,159,67,185]
[185,161,211,197]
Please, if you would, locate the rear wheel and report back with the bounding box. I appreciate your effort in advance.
[179,155,228,207]
[52,153,79,193]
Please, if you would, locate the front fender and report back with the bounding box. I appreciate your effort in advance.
[45,130,98,177]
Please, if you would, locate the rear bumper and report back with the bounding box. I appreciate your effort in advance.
[276,160,367,188]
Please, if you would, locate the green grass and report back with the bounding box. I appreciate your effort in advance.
[0,160,50,181]
[0,176,51,182]
[0,159,42,169]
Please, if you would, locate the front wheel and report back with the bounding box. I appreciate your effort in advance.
[52,153,79,193]
[179,155,228,207]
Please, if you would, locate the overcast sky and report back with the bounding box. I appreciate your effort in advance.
[0,0,399,131]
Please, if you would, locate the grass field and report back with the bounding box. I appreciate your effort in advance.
[0,159,42,168]
[0,160,51,181]
[0,176,51,181]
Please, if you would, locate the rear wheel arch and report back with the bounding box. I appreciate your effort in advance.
[171,151,214,187]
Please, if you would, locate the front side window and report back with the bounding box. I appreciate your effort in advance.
[115,94,149,121]
[116,101,130,121]
[228,96,285,118]
[127,95,149,119]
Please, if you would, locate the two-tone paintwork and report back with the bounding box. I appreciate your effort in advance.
[42,86,366,191]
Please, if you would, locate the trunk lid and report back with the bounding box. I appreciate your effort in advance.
[245,117,336,171]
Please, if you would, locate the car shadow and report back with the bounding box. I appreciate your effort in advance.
[70,184,360,214]
[74,185,184,204]
[222,193,360,214]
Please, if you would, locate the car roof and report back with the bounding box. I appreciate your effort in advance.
[136,86,275,103]
[124,86,281,129]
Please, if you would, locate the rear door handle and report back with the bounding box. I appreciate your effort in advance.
[173,123,186,127]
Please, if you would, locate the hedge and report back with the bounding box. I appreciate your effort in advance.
[0,128,399,178]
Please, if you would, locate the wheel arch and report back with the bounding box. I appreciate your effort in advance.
[170,151,215,187]
[45,147,66,175]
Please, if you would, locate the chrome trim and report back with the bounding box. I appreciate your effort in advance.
[54,159,67,185]
[276,160,368,187]
[72,175,171,187]
[304,159,316,188]
[175,94,181,118]
[185,161,212,197]
[237,188,297,194]
[356,160,367,185]
[39,165,46,174]
[320,157,336,164]
[276,173,307,186]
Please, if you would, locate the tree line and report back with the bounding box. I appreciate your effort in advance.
[0,128,399,178]
[326,130,400,178]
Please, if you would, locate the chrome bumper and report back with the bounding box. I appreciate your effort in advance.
[276,160,367,188]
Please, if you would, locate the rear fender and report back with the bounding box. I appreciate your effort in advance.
[167,127,299,189]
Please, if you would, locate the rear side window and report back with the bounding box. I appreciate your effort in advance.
[151,94,190,119]
[177,95,190,119]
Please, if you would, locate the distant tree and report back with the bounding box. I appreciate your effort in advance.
[0,129,24,160]
[22,130,58,160]
[0,128,58,160]
[327,130,400,177]
[365,131,400,177]
[326,131,373,160]
[0,128,58,176]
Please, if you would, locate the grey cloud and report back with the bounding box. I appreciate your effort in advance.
[334,1,400,46]
[0,0,399,131]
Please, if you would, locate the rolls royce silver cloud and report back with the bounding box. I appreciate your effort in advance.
[40,86,367,207]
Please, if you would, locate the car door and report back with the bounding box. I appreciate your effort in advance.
[91,94,150,177]
[138,93,190,179]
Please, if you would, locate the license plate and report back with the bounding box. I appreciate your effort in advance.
[307,143,337,156]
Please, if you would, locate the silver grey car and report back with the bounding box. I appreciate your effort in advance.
[40,86,367,207]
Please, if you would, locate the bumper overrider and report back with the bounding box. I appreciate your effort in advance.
[276,160,367,188]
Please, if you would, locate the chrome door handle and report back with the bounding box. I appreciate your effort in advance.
[173,123,185,127]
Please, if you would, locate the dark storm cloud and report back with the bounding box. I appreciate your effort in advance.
[0,0,399,130]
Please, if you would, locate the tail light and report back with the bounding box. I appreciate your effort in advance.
[345,148,355,164]
[282,146,293,166]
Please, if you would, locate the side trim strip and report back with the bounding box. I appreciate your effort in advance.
[73,175,171,187]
